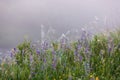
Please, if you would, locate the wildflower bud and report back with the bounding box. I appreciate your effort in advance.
[95,77,99,80]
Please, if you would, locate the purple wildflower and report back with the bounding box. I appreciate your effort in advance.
[52,62,56,70]
[36,49,40,54]
[52,57,57,69]
[108,46,112,53]
[60,34,68,44]
[10,48,17,58]
[42,40,49,50]
[10,51,13,58]
[74,50,78,56]
[44,58,46,63]
[11,48,16,56]
[77,44,81,50]
[79,54,83,61]
[30,55,33,63]
[60,34,68,48]
[14,48,16,51]
[107,39,114,56]
[80,29,87,41]
[85,47,90,54]
[52,50,56,55]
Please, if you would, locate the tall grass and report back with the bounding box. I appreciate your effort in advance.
[0,29,120,80]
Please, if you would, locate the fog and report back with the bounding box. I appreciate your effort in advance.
[0,0,120,49]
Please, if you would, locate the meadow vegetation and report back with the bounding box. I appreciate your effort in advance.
[0,29,120,80]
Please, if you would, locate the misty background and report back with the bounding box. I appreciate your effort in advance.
[0,0,120,49]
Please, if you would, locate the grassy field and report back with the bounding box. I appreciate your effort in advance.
[0,29,120,80]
